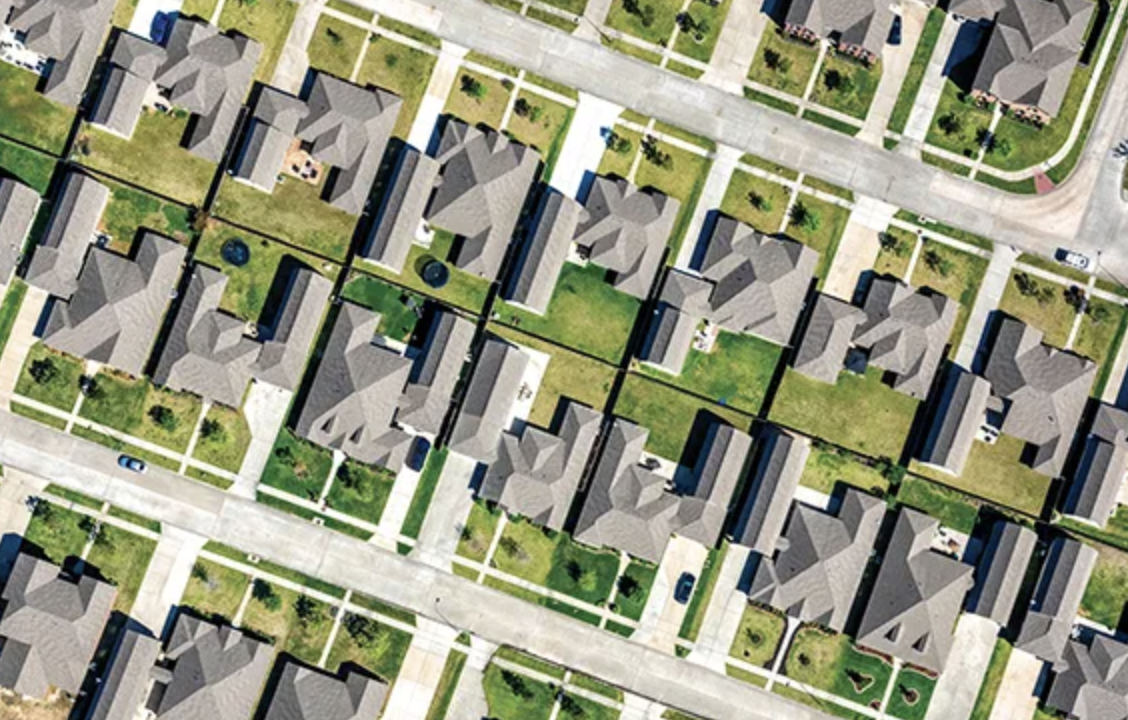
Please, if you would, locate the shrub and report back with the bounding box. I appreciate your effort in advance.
[617,573,641,598]
[923,248,953,277]
[937,112,963,137]
[148,405,179,432]
[294,595,322,626]
[605,131,632,155]
[344,614,387,648]
[200,418,225,442]
[29,357,58,385]
[460,74,486,100]
[789,201,820,232]
[500,669,534,699]
[748,191,772,212]
[252,579,282,611]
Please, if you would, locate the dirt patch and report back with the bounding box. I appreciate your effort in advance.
[0,691,73,720]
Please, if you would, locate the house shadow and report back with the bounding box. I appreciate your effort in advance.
[942,20,990,90]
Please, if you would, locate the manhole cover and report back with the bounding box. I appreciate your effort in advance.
[221,238,250,267]
[421,259,450,289]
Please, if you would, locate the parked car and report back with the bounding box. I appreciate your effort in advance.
[1056,248,1092,271]
[888,15,903,45]
[674,572,696,604]
[118,455,147,473]
[408,436,431,472]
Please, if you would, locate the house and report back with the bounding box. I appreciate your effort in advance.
[41,231,186,377]
[961,0,1094,123]
[734,425,809,556]
[448,337,530,463]
[153,614,272,720]
[574,175,678,300]
[1064,404,1128,529]
[249,265,333,391]
[641,271,711,375]
[0,177,39,283]
[424,119,540,280]
[1045,634,1128,720]
[574,418,751,563]
[918,365,992,476]
[748,487,884,632]
[0,553,116,698]
[362,146,440,273]
[1016,536,1098,668]
[86,628,163,720]
[783,0,894,64]
[1,0,116,107]
[233,73,401,215]
[25,170,111,298]
[792,293,864,383]
[855,508,974,673]
[502,189,585,315]
[92,17,261,161]
[479,400,602,531]
[983,316,1095,478]
[967,520,1037,626]
[396,308,476,436]
[263,661,388,720]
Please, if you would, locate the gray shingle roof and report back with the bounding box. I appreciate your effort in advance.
[448,336,530,463]
[397,308,476,436]
[855,508,974,673]
[1064,404,1128,528]
[792,293,864,383]
[968,520,1037,626]
[251,266,332,391]
[971,0,1094,118]
[426,119,540,280]
[784,0,894,57]
[984,316,1096,477]
[0,177,40,282]
[91,32,166,138]
[853,278,958,399]
[26,171,110,299]
[4,0,115,107]
[573,176,678,299]
[156,614,272,720]
[362,146,440,272]
[264,660,388,720]
[748,488,884,632]
[1016,536,1098,668]
[42,231,185,376]
[232,87,306,190]
[295,301,414,470]
[87,628,162,720]
[918,365,992,476]
[639,302,699,375]
[1046,634,1128,720]
[0,553,116,698]
[479,400,602,530]
[734,425,808,555]
[503,190,583,315]
[677,423,753,547]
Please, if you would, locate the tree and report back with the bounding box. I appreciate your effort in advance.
[191,562,210,583]
[326,28,342,45]
[878,232,907,257]
[294,595,321,626]
[1064,285,1087,313]
[605,131,632,155]
[1015,271,1040,297]
[344,614,386,648]
[274,444,296,467]
[560,694,586,717]
[337,463,367,492]
[29,357,57,385]
[252,579,281,611]
[31,499,54,522]
[641,136,672,169]
[823,69,854,95]
[460,74,486,101]
[500,669,533,699]
[498,536,528,562]
[937,112,963,137]
[617,573,641,598]
[148,404,179,432]
[789,201,820,232]
[200,418,225,442]
[1089,302,1112,324]
[923,248,953,277]
[748,191,772,212]
[994,137,1013,158]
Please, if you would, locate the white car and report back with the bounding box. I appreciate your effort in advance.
[1057,249,1092,271]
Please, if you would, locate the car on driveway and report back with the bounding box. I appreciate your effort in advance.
[118,455,147,473]
[1056,249,1092,271]
[674,572,696,604]
[888,15,903,45]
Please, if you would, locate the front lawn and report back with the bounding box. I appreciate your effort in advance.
[191,403,252,473]
[909,239,988,352]
[0,62,74,154]
[100,180,196,254]
[719,168,791,234]
[340,272,425,343]
[998,271,1077,348]
[218,0,299,83]
[326,612,413,681]
[325,459,397,526]
[457,498,501,563]
[307,14,368,79]
[358,34,438,140]
[483,663,557,720]
[261,429,335,500]
[23,501,90,565]
[785,626,893,709]
[0,136,56,193]
[1074,296,1128,370]
[810,54,881,121]
[769,367,918,460]
[799,444,890,497]
[671,0,732,63]
[730,602,786,667]
[445,68,512,130]
[360,232,492,313]
[74,110,216,205]
[493,517,621,606]
[887,667,937,720]
[239,580,334,664]
[1081,544,1128,629]
[85,524,158,613]
[638,330,783,416]
[632,135,713,263]
[611,559,657,621]
[925,82,993,160]
[747,30,820,98]
[603,0,682,45]
[875,227,916,280]
[16,344,83,411]
[895,475,980,535]
[503,90,573,181]
[181,558,250,622]
[597,125,644,179]
[494,261,642,364]
[79,370,203,453]
[785,194,850,282]
[615,373,754,463]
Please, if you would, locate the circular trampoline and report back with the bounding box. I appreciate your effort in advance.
[220,238,250,267]
[421,260,450,289]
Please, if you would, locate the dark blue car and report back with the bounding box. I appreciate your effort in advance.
[674,572,696,604]
[888,15,903,45]
[118,455,147,473]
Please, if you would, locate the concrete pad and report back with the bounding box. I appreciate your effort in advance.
[674,145,741,269]
[954,245,1018,369]
[234,381,293,498]
[988,648,1044,720]
[859,1,927,145]
[377,463,423,541]
[0,285,46,406]
[549,92,623,199]
[925,614,999,720]
[901,15,961,146]
[700,0,769,94]
[380,617,459,719]
[412,451,478,566]
[686,545,752,671]
[406,43,468,151]
[638,536,709,653]
[129,526,206,636]
[822,198,895,301]
[271,0,327,93]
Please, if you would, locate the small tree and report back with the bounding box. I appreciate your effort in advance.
[1064,285,1087,313]
[148,405,179,432]
[294,595,321,626]
[460,74,486,101]
[191,562,210,583]
[618,573,641,599]
[923,248,953,277]
[344,614,386,648]
[274,444,296,467]
[31,499,54,522]
[29,357,58,385]
[748,191,772,212]
[252,579,281,611]
[501,669,533,699]
[605,131,632,155]
[1015,271,1040,297]
[326,28,342,45]
[384,52,399,69]
[560,694,586,717]
[200,418,225,442]
[789,201,820,232]
[937,112,963,137]
[994,137,1013,158]
[1089,302,1112,325]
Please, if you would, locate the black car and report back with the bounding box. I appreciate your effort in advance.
[888,15,903,45]
[674,572,696,604]
[408,436,431,472]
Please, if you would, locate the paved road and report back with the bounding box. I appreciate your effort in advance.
[0,410,836,720]
[367,0,1128,277]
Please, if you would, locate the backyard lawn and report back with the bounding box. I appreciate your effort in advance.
[79,370,203,453]
[909,239,988,352]
[886,666,937,720]
[357,34,438,140]
[671,0,731,63]
[445,68,512,130]
[191,403,252,473]
[494,262,642,364]
[719,168,791,234]
[786,194,850,283]
[360,232,492,313]
[603,0,682,45]
[769,367,918,461]
[181,558,250,622]
[218,0,299,83]
[15,344,83,411]
[633,135,713,263]
[998,271,1077,349]
[895,475,980,535]
[874,227,916,280]
[0,62,74,154]
[799,444,890,497]
[785,626,893,710]
[1081,544,1128,630]
[261,429,336,500]
[307,14,368,79]
[492,517,621,606]
[340,272,426,343]
[325,460,397,526]
[615,373,754,463]
[747,30,820,98]
[326,612,413,682]
[639,330,782,416]
[75,111,216,205]
[0,136,56,193]
[483,663,557,720]
[810,54,881,121]
[99,180,196,254]
[240,581,334,664]
[729,602,786,667]
[85,524,158,613]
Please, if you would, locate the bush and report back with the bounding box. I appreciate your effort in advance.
[823,69,854,95]
[344,614,387,648]
[641,136,672,169]
[148,405,179,432]
[789,201,820,232]
[200,418,226,442]
[500,669,534,699]
[191,562,210,583]
[763,49,791,74]
[923,248,953,277]
[748,191,772,212]
[605,131,632,155]
[617,573,641,598]
[294,595,322,626]
[29,357,58,385]
[937,112,963,137]
[460,74,486,100]
[252,579,282,611]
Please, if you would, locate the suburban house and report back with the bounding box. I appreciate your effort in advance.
[502,189,585,315]
[361,146,440,273]
[153,262,331,407]
[424,119,540,280]
[1045,633,1128,720]
[642,217,816,375]
[1,0,115,107]
[734,425,808,556]
[92,18,261,161]
[954,0,1094,123]
[855,508,974,673]
[233,72,401,215]
[25,170,111,298]
[783,0,894,64]
[574,418,751,563]
[967,520,1036,626]
[396,308,477,436]
[1016,536,1098,668]
[479,399,602,531]
[41,231,186,377]
[448,336,531,463]
[918,365,993,477]
[263,660,389,720]
[1063,403,1128,529]
[87,628,163,720]
[0,553,116,698]
[0,177,39,283]
[748,487,884,632]
[792,293,865,382]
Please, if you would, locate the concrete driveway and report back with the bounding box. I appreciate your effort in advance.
[859,1,927,145]
[924,614,999,720]
[988,648,1044,720]
[637,535,708,653]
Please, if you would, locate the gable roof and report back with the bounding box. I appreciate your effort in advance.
[396,308,476,436]
[0,553,116,698]
[792,293,864,383]
[264,660,388,720]
[784,0,894,56]
[87,628,162,720]
[748,488,884,632]
[25,171,110,299]
[918,365,992,476]
[503,190,583,314]
[251,266,332,391]
[91,32,166,138]
[448,337,529,462]
[639,302,700,376]
[1064,404,1128,528]
[425,119,540,280]
[1047,634,1128,720]
[855,508,974,673]
[0,177,40,282]
[968,520,1037,626]
[734,425,808,555]
[362,146,440,272]
[1016,536,1098,668]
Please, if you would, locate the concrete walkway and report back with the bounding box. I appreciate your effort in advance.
[412,451,477,568]
[272,0,328,93]
[899,14,961,151]
[685,545,751,670]
[0,285,45,407]
[859,2,926,146]
[381,617,460,719]
[987,648,1043,720]
[822,196,896,301]
[234,381,293,498]
[701,0,769,94]
[924,614,999,720]
[406,41,468,151]
[954,245,1017,369]
[549,92,624,198]
[674,145,741,268]
[129,526,207,636]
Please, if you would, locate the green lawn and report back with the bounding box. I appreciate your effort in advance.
[786,194,850,283]
[358,34,438,140]
[325,459,397,526]
[0,136,56,193]
[494,262,642,364]
[799,444,890,497]
[85,524,158,613]
[360,232,492,313]
[887,667,937,720]
[998,271,1076,348]
[504,91,573,181]
[240,582,334,664]
[597,125,644,179]
[769,367,918,460]
[483,664,557,720]
[0,62,74,154]
[75,111,216,205]
[638,330,783,416]
[377,16,442,48]
[730,603,786,667]
[425,651,467,720]
[218,0,299,83]
[340,272,425,343]
[671,0,731,63]
[785,626,893,709]
[875,227,916,280]
[888,8,946,134]
[445,69,512,130]
[71,425,181,472]
[603,0,682,45]
[180,0,219,18]
[261,429,336,500]
[0,281,29,360]
[810,54,881,121]
[457,499,501,562]
[719,168,791,235]
[79,370,203,453]
[326,612,413,681]
[632,135,713,263]
[895,475,980,535]
[1075,296,1128,369]
[23,501,91,565]
[747,30,820,98]
[191,403,252,473]
[611,559,657,621]
[909,239,988,352]
[12,401,67,429]
[308,14,368,79]
[493,517,621,605]
[99,180,195,255]
[970,640,1012,720]
[16,344,83,411]
[615,373,754,463]
[1081,544,1128,629]
[181,558,250,622]
[925,82,994,160]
